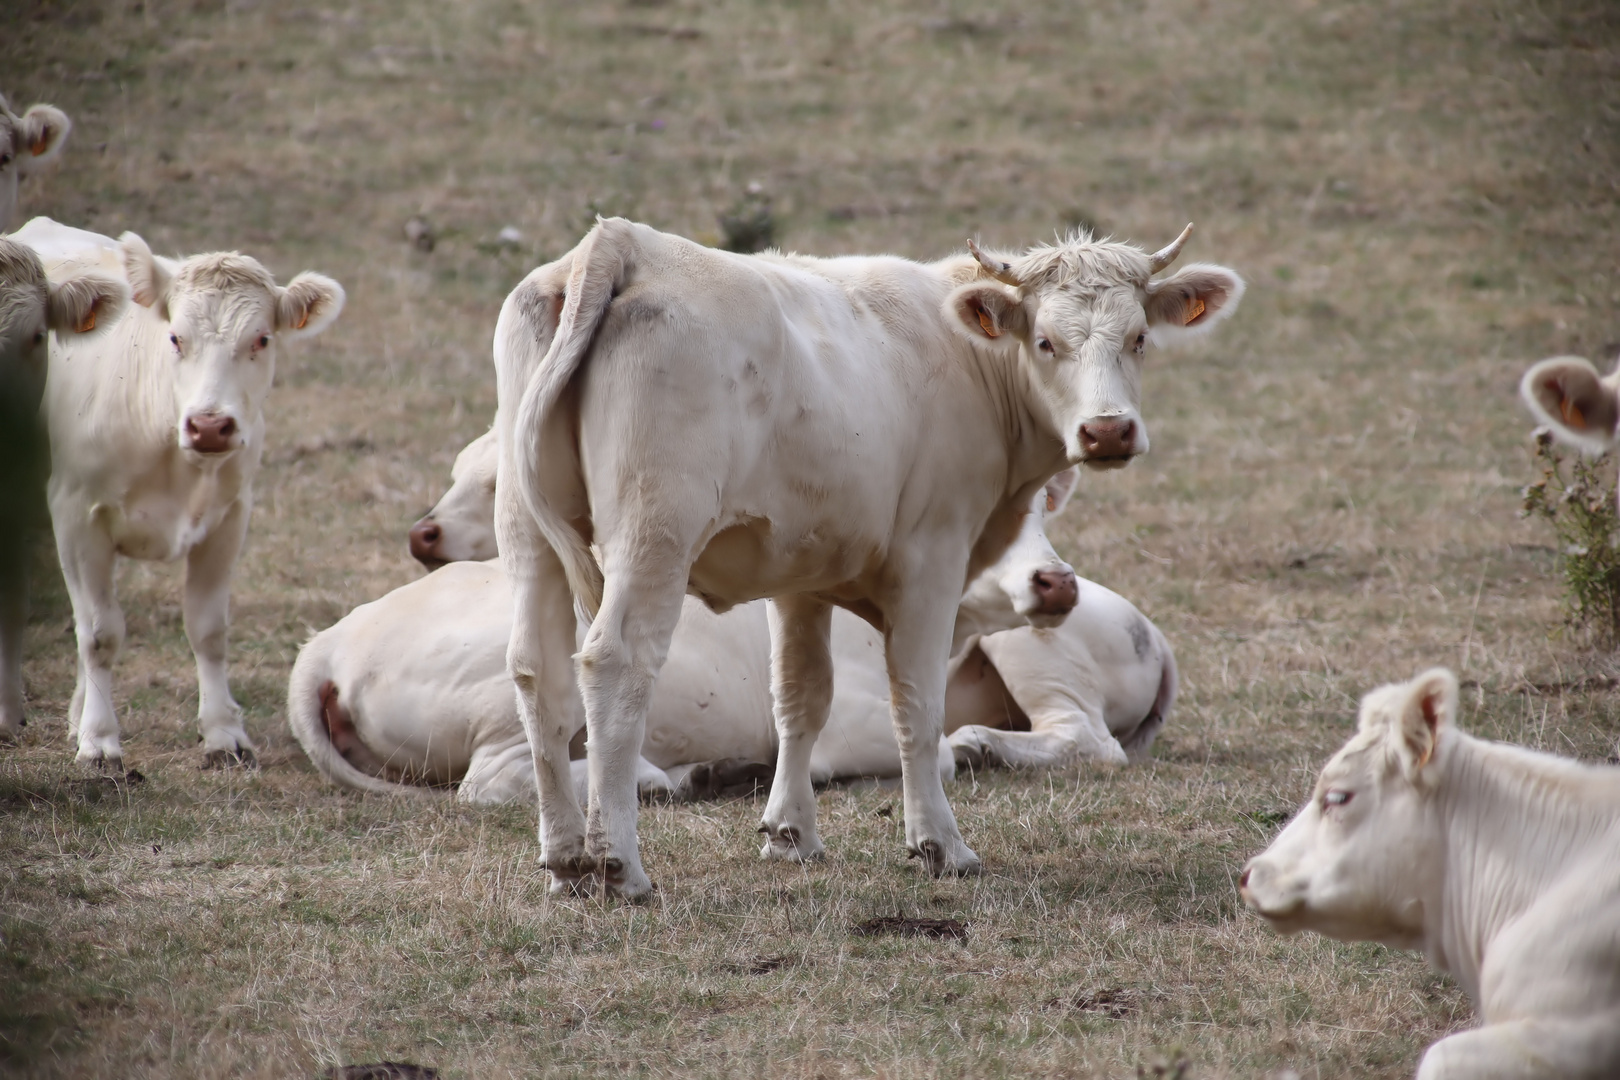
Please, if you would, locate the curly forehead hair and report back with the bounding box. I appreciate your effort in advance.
[170,252,278,297]
[1005,232,1154,292]
[0,237,48,344]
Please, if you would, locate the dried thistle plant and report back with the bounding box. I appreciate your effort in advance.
[1522,429,1620,643]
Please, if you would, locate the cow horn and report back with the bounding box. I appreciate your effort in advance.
[967,239,1022,288]
[1148,223,1194,273]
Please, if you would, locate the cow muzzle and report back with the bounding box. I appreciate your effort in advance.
[1029,566,1078,619]
[1076,417,1141,469]
[408,517,448,570]
[183,412,240,455]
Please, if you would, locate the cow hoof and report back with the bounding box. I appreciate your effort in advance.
[601,857,654,901]
[202,747,258,770]
[75,745,124,771]
[758,823,825,863]
[951,742,987,771]
[909,838,982,878]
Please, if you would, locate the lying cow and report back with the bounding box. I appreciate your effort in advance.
[290,467,1173,802]
[497,217,1240,895]
[1241,668,1620,1079]
[0,94,71,233]
[11,217,344,767]
[0,237,128,738]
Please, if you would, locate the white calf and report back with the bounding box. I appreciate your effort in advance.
[13,217,344,766]
[407,429,499,568]
[0,95,70,234]
[0,238,128,737]
[1241,668,1620,1079]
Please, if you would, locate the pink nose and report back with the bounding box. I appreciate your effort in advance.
[409,518,445,569]
[184,413,237,453]
[1031,567,1078,616]
[1078,418,1136,460]
[1238,867,1252,891]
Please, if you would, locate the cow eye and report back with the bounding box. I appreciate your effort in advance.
[0,153,12,168]
[34,330,46,345]
[1036,337,1054,354]
[1133,331,1147,352]
[169,333,182,351]
[1322,789,1353,808]
[256,334,271,350]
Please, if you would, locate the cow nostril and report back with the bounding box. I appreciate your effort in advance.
[1239,867,1251,890]
[219,418,236,438]
[422,524,441,544]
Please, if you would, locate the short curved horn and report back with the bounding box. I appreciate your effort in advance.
[967,239,1022,288]
[1148,223,1194,274]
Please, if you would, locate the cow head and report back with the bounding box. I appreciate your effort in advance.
[0,95,71,235]
[1239,667,1456,950]
[409,428,500,568]
[955,468,1080,645]
[119,232,344,460]
[945,225,1243,469]
[0,237,128,411]
[1520,355,1620,455]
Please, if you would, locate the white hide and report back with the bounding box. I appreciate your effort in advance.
[1241,668,1620,1079]
[0,95,71,234]
[497,218,1240,895]
[13,217,343,766]
[407,428,499,567]
[0,237,129,737]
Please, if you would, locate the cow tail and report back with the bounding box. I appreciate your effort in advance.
[507,217,632,618]
[286,631,431,798]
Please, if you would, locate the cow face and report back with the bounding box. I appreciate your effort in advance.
[0,97,71,234]
[957,468,1079,635]
[1239,667,1456,950]
[945,227,1243,470]
[0,238,127,411]
[1520,355,1620,455]
[119,232,344,460]
[409,428,500,568]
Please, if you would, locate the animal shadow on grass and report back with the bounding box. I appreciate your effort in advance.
[321,1063,438,1080]
[853,916,969,940]
[0,770,145,811]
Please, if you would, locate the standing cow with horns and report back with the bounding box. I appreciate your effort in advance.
[494,217,1243,897]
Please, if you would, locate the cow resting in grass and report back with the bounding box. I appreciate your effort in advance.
[497,217,1239,895]
[12,217,344,767]
[0,94,70,234]
[1241,668,1620,1079]
[0,237,128,738]
[289,450,1173,800]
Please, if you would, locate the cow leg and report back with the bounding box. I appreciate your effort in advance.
[759,595,835,861]
[54,515,124,766]
[507,545,590,893]
[0,562,24,739]
[887,584,980,877]
[184,499,254,766]
[1416,1015,1620,1079]
[575,561,687,900]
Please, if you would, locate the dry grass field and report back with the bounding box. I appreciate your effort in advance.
[3,0,1618,1075]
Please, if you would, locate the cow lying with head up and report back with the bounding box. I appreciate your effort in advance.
[287,432,1174,802]
[0,237,128,738]
[1241,668,1620,1079]
[0,94,71,234]
[11,217,344,767]
[497,217,1239,895]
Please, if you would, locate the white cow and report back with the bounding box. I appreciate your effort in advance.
[1241,668,1620,1079]
[407,429,500,567]
[288,466,1173,802]
[0,94,71,234]
[497,217,1238,895]
[0,237,128,738]
[11,217,344,767]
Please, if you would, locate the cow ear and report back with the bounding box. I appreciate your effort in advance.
[944,282,1027,349]
[1145,263,1245,345]
[118,232,175,316]
[16,104,71,175]
[1043,466,1080,516]
[46,269,129,337]
[1520,356,1620,455]
[276,272,345,340]
[1392,668,1457,778]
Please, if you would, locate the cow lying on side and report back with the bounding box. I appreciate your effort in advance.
[12,217,344,767]
[0,238,128,738]
[1241,668,1620,1079]
[0,94,71,233]
[420,427,1171,769]
[288,446,1174,801]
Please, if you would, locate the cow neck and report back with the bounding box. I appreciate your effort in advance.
[1430,732,1619,995]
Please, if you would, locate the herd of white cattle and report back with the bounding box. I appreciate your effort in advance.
[2,94,1617,1077]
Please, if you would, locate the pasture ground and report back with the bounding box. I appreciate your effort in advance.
[2,0,1618,1075]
